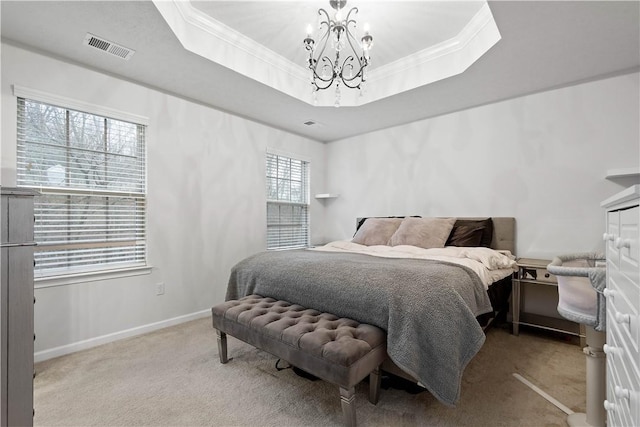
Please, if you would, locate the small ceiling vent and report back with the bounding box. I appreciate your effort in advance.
[303,120,325,128]
[83,33,135,60]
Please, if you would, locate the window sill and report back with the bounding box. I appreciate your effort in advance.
[34,265,152,289]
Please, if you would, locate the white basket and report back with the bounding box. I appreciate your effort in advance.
[547,253,606,331]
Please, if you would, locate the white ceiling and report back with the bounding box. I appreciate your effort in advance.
[1,1,639,142]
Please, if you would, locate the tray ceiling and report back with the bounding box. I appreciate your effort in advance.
[154,1,501,107]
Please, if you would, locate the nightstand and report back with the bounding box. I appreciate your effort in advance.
[512,258,585,346]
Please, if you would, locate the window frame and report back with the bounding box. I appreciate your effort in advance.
[13,85,150,285]
[266,150,310,250]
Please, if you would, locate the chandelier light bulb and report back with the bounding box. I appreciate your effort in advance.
[322,65,330,79]
[306,24,313,37]
[361,28,373,52]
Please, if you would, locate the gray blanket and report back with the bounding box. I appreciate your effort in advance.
[226,249,493,406]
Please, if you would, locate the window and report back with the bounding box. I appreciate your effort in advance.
[266,152,309,249]
[16,97,147,278]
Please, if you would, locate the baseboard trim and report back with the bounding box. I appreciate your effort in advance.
[34,309,211,363]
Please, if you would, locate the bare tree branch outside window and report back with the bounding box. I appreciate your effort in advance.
[16,98,146,276]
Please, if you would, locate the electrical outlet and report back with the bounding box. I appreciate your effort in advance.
[156,282,165,296]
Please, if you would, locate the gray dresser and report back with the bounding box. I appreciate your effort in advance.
[602,184,639,427]
[1,187,38,427]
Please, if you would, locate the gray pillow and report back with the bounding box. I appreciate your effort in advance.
[352,218,403,246]
[389,217,457,249]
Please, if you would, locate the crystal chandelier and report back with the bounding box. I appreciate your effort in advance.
[303,0,373,107]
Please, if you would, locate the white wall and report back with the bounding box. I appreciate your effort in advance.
[1,42,327,358]
[324,73,640,258]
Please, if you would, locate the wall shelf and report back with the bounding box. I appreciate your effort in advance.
[605,167,640,180]
[314,193,339,199]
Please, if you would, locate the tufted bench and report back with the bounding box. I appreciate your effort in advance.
[211,294,387,426]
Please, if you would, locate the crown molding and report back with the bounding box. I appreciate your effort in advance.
[364,2,501,99]
[373,3,498,80]
[152,0,310,101]
[172,1,308,81]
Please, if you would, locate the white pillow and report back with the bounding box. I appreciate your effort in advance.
[352,218,403,246]
[389,217,456,249]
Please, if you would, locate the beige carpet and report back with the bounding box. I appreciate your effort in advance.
[34,319,585,426]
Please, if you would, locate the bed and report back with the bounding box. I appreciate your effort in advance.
[225,216,516,406]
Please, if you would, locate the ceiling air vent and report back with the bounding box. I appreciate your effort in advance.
[83,33,135,60]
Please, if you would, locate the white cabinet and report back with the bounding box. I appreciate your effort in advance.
[602,185,639,427]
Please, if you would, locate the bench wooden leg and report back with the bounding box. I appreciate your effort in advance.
[368,366,381,405]
[339,386,356,427]
[216,330,228,364]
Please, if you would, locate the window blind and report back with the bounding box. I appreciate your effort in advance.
[16,98,146,277]
[266,153,309,250]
